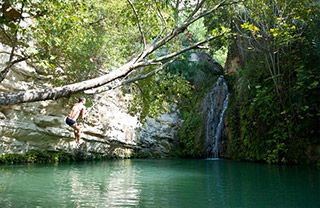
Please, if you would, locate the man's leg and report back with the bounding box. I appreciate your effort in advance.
[72,124,81,144]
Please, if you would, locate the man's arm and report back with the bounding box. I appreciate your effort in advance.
[80,106,86,119]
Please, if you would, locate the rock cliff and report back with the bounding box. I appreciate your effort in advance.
[0,43,180,159]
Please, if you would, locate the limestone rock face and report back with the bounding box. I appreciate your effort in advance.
[0,43,180,158]
[224,40,244,74]
[135,109,180,158]
[188,51,223,74]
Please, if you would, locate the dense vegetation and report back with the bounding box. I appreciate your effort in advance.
[220,0,320,164]
[0,150,112,164]
[1,0,175,83]
[171,54,221,157]
[174,0,320,164]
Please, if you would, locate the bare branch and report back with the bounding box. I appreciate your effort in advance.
[153,1,167,28]
[0,2,25,83]
[0,56,30,82]
[0,51,23,58]
[0,39,16,83]
[184,0,207,24]
[126,0,147,48]
[184,0,227,29]
[174,0,181,27]
[0,59,136,105]
[118,57,178,87]
[152,27,167,45]
[151,2,168,44]
[85,57,179,94]
[140,33,224,67]
[89,16,107,26]
[135,0,230,63]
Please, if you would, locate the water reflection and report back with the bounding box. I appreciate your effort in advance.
[53,160,141,207]
[0,159,319,208]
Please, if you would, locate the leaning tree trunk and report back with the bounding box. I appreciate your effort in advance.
[0,61,134,105]
[0,0,232,106]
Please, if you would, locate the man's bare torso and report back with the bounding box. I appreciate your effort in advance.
[68,103,85,120]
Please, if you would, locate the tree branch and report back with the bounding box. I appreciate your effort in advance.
[140,33,224,66]
[153,1,167,28]
[0,57,30,82]
[0,60,135,105]
[151,1,168,44]
[0,26,13,43]
[184,0,207,24]
[0,43,17,84]
[126,0,146,49]
[0,2,25,83]
[134,0,229,64]
[89,16,107,26]
[174,0,181,28]
[0,1,232,106]
[0,51,23,58]
[85,57,179,95]
[123,57,178,84]
[152,27,167,45]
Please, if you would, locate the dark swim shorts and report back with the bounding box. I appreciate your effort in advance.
[66,117,76,126]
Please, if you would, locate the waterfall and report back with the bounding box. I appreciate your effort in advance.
[206,76,230,158]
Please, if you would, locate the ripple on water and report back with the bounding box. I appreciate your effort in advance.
[0,159,320,208]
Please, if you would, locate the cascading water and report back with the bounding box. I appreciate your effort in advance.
[205,76,230,158]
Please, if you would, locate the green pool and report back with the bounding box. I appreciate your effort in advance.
[0,159,319,207]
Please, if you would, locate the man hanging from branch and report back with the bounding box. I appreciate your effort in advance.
[65,97,86,144]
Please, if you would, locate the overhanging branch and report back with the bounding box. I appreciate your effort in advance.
[123,57,178,85]
[0,60,135,105]
[151,1,168,44]
[0,1,235,106]
[135,0,229,62]
[85,57,179,95]
[139,33,224,67]
[0,2,25,83]
[127,0,147,49]
[0,56,30,83]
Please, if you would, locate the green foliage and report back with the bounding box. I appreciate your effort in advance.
[176,112,202,157]
[175,74,220,157]
[128,69,192,120]
[186,18,207,43]
[0,150,114,164]
[1,0,177,85]
[237,0,318,54]
[204,6,233,51]
[225,6,320,164]
[168,60,209,86]
[31,0,130,84]
[167,51,221,85]
[131,151,152,159]
[213,46,228,66]
[0,153,23,164]
[0,150,75,164]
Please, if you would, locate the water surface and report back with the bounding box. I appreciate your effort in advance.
[0,159,319,207]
